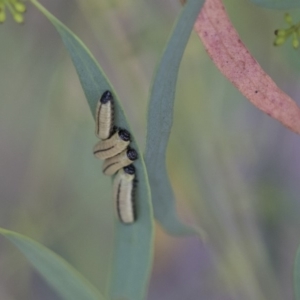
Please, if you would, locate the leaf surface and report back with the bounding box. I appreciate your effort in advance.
[194,0,300,135]
[0,228,103,300]
[31,1,155,300]
[145,0,205,236]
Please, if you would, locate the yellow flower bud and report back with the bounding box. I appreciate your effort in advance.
[274,36,286,46]
[274,29,286,37]
[0,11,5,23]
[293,39,299,49]
[284,13,293,25]
[292,33,299,49]
[13,12,24,23]
[14,2,26,13]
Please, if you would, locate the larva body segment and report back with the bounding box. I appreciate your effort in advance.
[102,148,138,176]
[93,129,131,160]
[113,165,136,224]
[95,91,114,140]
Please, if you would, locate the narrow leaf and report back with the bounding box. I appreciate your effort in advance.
[31,1,155,300]
[249,0,300,9]
[145,0,205,236]
[0,228,103,300]
[194,0,300,135]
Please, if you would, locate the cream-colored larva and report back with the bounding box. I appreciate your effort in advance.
[102,147,138,176]
[95,91,114,140]
[113,165,136,224]
[93,129,131,160]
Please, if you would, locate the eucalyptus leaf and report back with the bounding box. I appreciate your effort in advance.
[250,0,300,9]
[145,0,205,236]
[0,228,103,300]
[31,1,155,300]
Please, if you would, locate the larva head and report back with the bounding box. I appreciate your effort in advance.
[100,91,113,104]
[118,129,131,142]
[124,164,135,175]
[127,148,138,161]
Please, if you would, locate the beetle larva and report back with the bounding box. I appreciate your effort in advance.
[95,91,114,140]
[102,147,138,176]
[113,165,136,224]
[93,129,131,160]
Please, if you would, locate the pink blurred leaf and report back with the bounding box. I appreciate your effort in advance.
[194,0,300,135]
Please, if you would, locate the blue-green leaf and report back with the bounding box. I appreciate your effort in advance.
[0,228,103,300]
[31,1,154,300]
[250,0,300,9]
[145,0,205,236]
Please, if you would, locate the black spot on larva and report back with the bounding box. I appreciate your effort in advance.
[255,90,258,93]
[119,129,131,141]
[124,164,135,175]
[127,148,138,161]
[100,90,113,104]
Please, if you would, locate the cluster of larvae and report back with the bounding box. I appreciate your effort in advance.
[93,91,138,224]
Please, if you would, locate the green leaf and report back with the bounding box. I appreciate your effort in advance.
[294,243,300,300]
[250,0,300,9]
[30,1,155,300]
[145,0,205,236]
[0,228,103,300]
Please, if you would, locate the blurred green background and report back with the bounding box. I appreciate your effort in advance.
[1,0,300,299]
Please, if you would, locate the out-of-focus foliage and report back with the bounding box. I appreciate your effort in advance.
[250,0,300,9]
[294,244,300,300]
[274,13,300,49]
[0,228,103,300]
[1,0,300,299]
[145,0,205,236]
[0,0,27,24]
